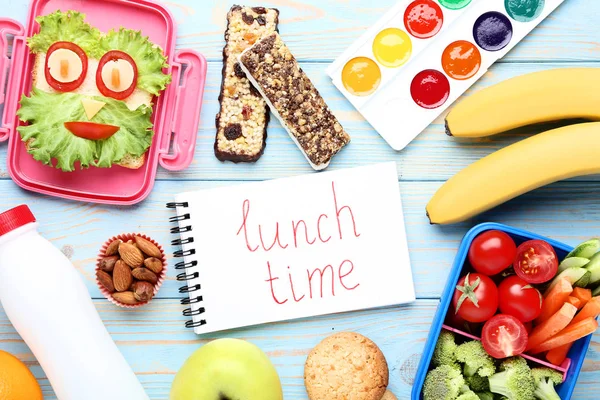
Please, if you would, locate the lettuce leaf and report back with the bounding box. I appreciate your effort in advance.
[28,10,103,58]
[17,88,154,172]
[100,28,172,95]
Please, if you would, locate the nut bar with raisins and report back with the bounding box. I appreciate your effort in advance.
[239,33,350,170]
[214,5,279,163]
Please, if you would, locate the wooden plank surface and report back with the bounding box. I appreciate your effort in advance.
[1,0,599,399]
[2,0,597,62]
[1,299,600,399]
[2,62,600,182]
[2,179,600,300]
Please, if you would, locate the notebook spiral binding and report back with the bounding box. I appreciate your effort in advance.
[167,201,207,329]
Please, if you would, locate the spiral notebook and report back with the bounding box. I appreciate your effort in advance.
[168,162,415,334]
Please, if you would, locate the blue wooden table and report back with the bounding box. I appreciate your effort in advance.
[1,0,600,398]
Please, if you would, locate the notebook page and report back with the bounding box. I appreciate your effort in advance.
[173,162,415,334]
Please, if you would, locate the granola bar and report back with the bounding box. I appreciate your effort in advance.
[239,33,350,170]
[214,5,279,163]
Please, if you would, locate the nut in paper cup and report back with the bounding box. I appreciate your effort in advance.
[95,233,167,309]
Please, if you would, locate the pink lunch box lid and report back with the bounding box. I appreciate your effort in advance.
[0,0,207,205]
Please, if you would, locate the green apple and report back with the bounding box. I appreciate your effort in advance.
[170,338,283,400]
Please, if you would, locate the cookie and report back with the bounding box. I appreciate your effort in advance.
[380,390,397,400]
[304,332,389,400]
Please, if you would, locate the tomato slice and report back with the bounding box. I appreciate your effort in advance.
[468,230,517,276]
[482,314,528,359]
[514,240,558,284]
[44,42,88,92]
[96,50,138,100]
[64,122,119,140]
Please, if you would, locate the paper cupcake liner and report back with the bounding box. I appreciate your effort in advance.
[96,233,167,309]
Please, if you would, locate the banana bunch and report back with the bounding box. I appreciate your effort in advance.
[427,68,600,225]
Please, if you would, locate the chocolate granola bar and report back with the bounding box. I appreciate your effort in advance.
[239,33,350,170]
[214,5,279,163]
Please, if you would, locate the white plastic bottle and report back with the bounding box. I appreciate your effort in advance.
[0,205,149,400]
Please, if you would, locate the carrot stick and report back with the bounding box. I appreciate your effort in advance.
[544,297,600,364]
[572,287,592,308]
[546,343,571,366]
[530,317,598,354]
[543,296,600,364]
[527,303,577,351]
[536,278,573,324]
[572,297,600,325]
[567,296,582,309]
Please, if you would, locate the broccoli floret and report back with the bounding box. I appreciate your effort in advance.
[423,364,468,400]
[457,390,480,400]
[433,330,459,367]
[532,367,563,400]
[466,373,490,392]
[475,392,494,400]
[455,340,496,377]
[488,357,535,400]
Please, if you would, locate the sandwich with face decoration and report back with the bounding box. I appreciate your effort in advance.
[17,10,172,172]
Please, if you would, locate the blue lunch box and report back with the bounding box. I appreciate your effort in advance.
[411,222,595,400]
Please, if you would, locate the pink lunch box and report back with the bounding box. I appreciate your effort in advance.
[0,0,207,205]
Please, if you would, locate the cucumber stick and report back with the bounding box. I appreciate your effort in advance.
[585,253,600,287]
[593,285,600,297]
[558,257,590,274]
[566,238,600,259]
[546,267,589,294]
[574,272,591,288]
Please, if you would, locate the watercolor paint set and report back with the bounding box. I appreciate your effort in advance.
[326,0,565,150]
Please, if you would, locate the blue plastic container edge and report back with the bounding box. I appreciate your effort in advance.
[411,222,593,400]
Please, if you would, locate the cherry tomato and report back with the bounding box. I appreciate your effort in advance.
[452,273,499,323]
[482,314,528,359]
[468,230,517,276]
[64,122,120,140]
[498,275,542,322]
[514,240,558,284]
[446,303,468,328]
[445,304,481,335]
[96,50,138,100]
[523,321,533,335]
[44,41,88,92]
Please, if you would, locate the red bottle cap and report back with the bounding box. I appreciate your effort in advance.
[0,205,36,237]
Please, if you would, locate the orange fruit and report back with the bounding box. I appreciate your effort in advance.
[0,350,43,400]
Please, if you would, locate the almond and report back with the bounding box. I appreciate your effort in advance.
[113,260,133,292]
[112,291,139,305]
[134,236,162,258]
[132,268,158,284]
[118,242,144,268]
[105,239,122,256]
[133,281,155,302]
[144,257,164,274]
[99,255,119,273]
[96,270,115,293]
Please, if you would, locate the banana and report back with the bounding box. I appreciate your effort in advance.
[445,68,600,138]
[426,122,600,225]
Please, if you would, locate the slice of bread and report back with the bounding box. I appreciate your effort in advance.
[31,53,152,169]
[24,139,146,170]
